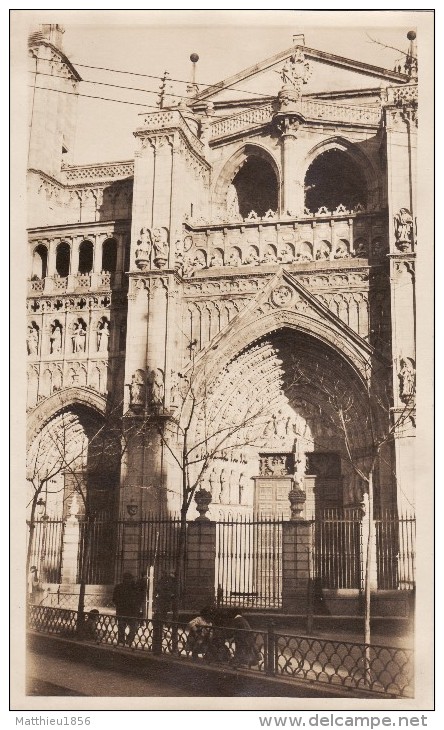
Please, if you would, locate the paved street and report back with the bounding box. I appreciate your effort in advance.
[27,650,213,697]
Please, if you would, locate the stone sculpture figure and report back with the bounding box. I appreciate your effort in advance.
[399,358,415,400]
[27,324,39,355]
[97,319,110,352]
[135,227,152,270]
[394,208,414,250]
[152,227,169,267]
[334,240,349,259]
[50,322,62,354]
[151,368,165,406]
[72,321,86,353]
[129,369,146,410]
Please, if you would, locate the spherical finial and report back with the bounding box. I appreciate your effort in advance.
[190,53,199,63]
[407,31,416,41]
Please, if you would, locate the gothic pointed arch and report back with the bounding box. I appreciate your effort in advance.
[27,386,108,446]
[212,143,281,217]
[303,136,378,213]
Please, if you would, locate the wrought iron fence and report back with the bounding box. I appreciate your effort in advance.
[313,509,363,589]
[114,514,185,586]
[28,511,416,606]
[27,605,414,698]
[28,518,65,584]
[376,512,416,590]
[216,516,283,609]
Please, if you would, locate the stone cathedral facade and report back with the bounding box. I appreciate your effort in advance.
[26,25,417,527]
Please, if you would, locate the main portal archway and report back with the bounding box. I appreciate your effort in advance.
[190,327,391,519]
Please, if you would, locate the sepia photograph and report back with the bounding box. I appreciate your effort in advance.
[10,8,434,714]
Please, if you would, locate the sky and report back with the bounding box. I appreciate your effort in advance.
[24,9,421,166]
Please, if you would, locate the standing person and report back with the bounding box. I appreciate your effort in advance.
[230,610,261,668]
[27,566,41,605]
[112,572,141,647]
[155,571,177,619]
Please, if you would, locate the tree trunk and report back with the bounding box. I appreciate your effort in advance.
[26,495,39,577]
[76,514,92,632]
[364,471,374,684]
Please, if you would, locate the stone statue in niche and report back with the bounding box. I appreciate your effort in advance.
[209,468,218,501]
[50,322,63,354]
[334,240,349,259]
[394,208,414,251]
[27,324,39,355]
[129,369,146,410]
[152,227,169,268]
[97,319,110,353]
[151,368,165,407]
[209,250,224,267]
[263,245,278,264]
[135,227,152,271]
[227,248,241,267]
[316,241,330,260]
[398,357,415,401]
[279,243,294,264]
[239,473,248,505]
[244,246,259,265]
[218,469,228,503]
[71,321,86,353]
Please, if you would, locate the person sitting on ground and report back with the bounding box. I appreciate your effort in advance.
[80,609,100,642]
[229,609,261,668]
[203,607,234,664]
[186,606,214,660]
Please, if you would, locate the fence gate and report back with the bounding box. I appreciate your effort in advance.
[313,509,363,589]
[28,518,65,584]
[216,516,283,609]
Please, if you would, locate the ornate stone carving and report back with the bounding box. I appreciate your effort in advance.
[152,227,170,268]
[394,208,414,251]
[271,285,293,308]
[70,319,87,353]
[278,49,311,103]
[398,357,415,402]
[135,226,170,269]
[288,486,306,521]
[129,369,146,411]
[96,318,110,353]
[27,323,39,356]
[49,321,63,354]
[150,368,165,408]
[194,488,212,520]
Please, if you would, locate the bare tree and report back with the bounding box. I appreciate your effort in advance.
[285,351,415,654]
[147,357,277,619]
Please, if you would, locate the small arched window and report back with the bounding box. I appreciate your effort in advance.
[56,242,70,277]
[78,240,94,274]
[32,244,48,279]
[102,238,117,273]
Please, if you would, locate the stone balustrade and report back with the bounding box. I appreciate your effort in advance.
[182,211,386,276]
[61,161,134,185]
[28,272,123,297]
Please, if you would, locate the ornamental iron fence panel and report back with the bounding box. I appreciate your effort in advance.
[312,509,363,589]
[27,605,414,698]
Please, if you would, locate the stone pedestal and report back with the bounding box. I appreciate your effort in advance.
[182,521,216,611]
[282,520,312,614]
[60,512,80,585]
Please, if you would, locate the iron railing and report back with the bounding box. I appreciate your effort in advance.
[313,509,363,589]
[28,512,416,605]
[375,512,416,590]
[28,518,65,584]
[216,516,283,609]
[28,605,414,698]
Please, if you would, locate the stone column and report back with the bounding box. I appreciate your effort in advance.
[279,121,302,216]
[47,238,57,277]
[384,93,417,513]
[60,496,81,585]
[182,520,216,611]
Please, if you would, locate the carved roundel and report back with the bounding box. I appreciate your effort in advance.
[271,285,294,308]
